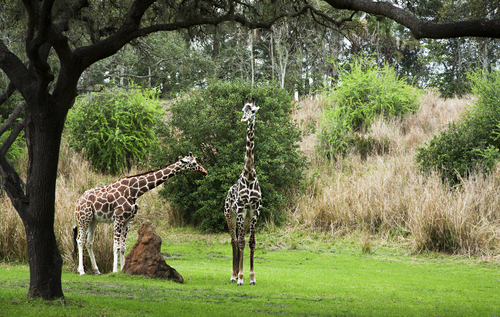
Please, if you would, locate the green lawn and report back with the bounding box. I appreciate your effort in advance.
[1,230,499,316]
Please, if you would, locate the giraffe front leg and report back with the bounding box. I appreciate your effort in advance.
[113,215,125,273]
[119,221,131,271]
[249,214,258,285]
[237,214,246,286]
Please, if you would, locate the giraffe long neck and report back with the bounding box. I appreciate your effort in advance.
[133,161,184,198]
[243,120,256,181]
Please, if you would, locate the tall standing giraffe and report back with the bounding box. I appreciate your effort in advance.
[73,152,207,275]
[224,97,262,286]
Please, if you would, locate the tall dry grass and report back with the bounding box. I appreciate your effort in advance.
[291,90,500,257]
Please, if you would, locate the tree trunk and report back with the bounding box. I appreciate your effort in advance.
[22,113,65,299]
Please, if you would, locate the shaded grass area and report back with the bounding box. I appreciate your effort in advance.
[1,230,499,316]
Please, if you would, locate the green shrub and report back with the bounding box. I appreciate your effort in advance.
[156,80,306,232]
[319,57,421,158]
[66,86,166,175]
[416,70,500,184]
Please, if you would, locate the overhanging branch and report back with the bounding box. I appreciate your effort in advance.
[323,0,500,39]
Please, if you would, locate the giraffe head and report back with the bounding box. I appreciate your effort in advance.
[241,97,260,123]
[180,152,208,175]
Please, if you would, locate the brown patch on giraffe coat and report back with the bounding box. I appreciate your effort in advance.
[116,196,127,205]
[138,177,148,188]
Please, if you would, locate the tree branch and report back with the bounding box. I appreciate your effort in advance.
[323,0,500,39]
[0,101,26,137]
[0,40,36,102]
[0,115,26,158]
[0,81,17,107]
[0,103,27,214]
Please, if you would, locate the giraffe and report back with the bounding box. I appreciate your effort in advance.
[224,97,262,286]
[73,152,207,275]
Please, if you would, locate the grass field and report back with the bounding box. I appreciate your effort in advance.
[1,228,499,316]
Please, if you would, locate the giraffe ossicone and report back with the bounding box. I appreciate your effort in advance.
[73,152,207,275]
[224,97,262,286]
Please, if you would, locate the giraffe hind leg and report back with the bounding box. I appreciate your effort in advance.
[75,206,94,275]
[225,206,238,282]
[119,221,132,271]
[86,218,101,275]
[236,212,247,286]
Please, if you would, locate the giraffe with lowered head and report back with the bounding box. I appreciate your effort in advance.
[224,97,262,286]
[73,152,207,275]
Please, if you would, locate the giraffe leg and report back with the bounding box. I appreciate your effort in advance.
[224,204,238,282]
[249,214,258,285]
[86,218,101,275]
[119,221,131,271]
[113,214,125,273]
[236,213,246,286]
[76,226,87,275]
[76,205,93,275]
[230,225,239,283]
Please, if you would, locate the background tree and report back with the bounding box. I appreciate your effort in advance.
[157,80,306,232]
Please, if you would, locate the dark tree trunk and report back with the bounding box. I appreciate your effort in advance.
[22,112,65,299]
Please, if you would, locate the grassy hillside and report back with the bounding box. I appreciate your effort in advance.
[1,89,500,274]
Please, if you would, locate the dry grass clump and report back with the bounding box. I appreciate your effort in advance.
[290,90,500,257]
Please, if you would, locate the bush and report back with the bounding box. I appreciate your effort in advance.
[416,70,500,184]
[66,86,166,175]
[156,80,306,232]
[318,57,421,158]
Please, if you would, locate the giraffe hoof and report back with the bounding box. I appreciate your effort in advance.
[250,281,256,285]
[237,281,243,286]
[230,278,237,283]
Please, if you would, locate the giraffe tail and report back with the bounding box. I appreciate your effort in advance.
[72,226,78,264]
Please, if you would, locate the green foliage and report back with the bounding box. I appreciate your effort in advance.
[319,57,421,158]
[66,86,166,175]
[157,80,306,232]
[416,70,500,184]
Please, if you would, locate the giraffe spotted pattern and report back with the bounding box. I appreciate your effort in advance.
[73,152,207,275]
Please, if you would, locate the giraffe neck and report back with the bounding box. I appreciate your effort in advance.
[243,120,256,181]
[134,161,184,198]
